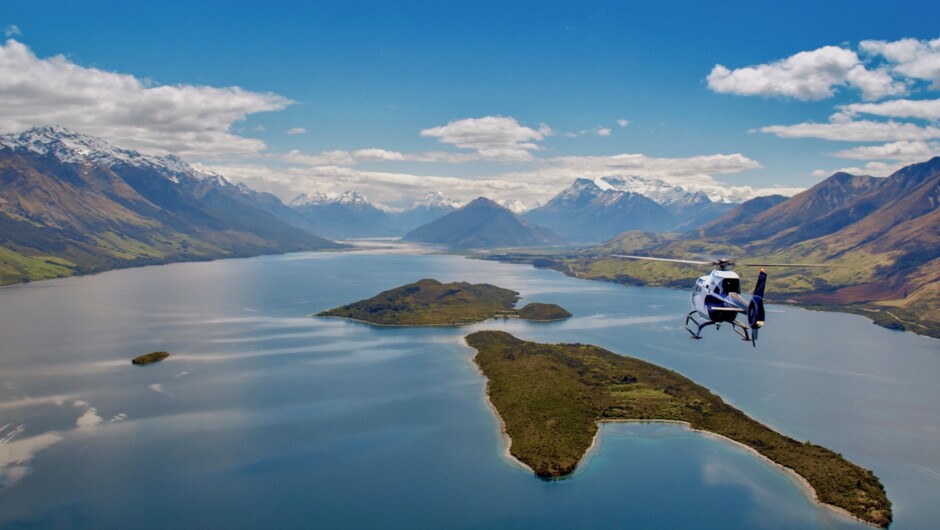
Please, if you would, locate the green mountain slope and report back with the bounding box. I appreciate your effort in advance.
[0,127,341,285]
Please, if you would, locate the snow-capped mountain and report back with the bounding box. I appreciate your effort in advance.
[526,178,675,242]
[497,199,538,214]
[287,190,466,238]
[0,126,340,284]
[408,191,464,211]
[289,190,398,238]
[525,175,737,242]
[593,176,734,206]
[0,126,228,187]
[290,190,374,208]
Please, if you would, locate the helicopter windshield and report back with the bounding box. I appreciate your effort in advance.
[721,277,740,294]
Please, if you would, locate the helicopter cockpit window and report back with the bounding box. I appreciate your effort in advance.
[722,278,740,294]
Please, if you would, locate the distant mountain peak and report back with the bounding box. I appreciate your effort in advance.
[408,191,463,211]
[290,190,373,208]
[0,126,222,186]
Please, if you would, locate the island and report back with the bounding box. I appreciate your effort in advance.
[316,279,572,326]
[132,351,170,365]
[466,330,891,528]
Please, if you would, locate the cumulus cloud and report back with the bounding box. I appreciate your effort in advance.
[0,39,292,157]
[208,149,787,206]
[759,119,940,142]
[595,127,612,137]
[861,37,940,89]
[812,161,903,178]
[420,116,551,161]
[4,25,21,38]
[286,127,307,135]
[837,98,940,121]
[831,140,940,162]
[617,119,629,127]
[708,45,906,101]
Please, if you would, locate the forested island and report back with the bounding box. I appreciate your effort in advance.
[132,351,170,365]
[466,330,891,528]
[317,279,571,325]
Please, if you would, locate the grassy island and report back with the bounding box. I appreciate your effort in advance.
[132,351,170,365]
[467,331,891,527]
[316,279,571,326]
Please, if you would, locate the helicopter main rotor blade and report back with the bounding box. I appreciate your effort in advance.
[611,255,712,266]
[738,263,838,268]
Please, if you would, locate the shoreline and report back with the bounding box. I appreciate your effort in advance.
[314,314,570,328]
[462,338,533,473]
[463,337,878,530]
[493,410,877,528]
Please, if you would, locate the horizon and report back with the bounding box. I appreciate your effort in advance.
[2,1,939,207]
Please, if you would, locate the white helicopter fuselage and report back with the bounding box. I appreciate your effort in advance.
[691,269,747,322]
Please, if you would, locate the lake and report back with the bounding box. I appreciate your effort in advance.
[1,247,937,529]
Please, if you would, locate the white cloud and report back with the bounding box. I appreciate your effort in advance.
[617,119,629,127]
[838,98,940,121]
[759,119,940,142]
[595,127,612,137]
[708,45,906,101]
[0,39,292,157]
[420,116,551,161]
[209,150,787,206]
[861,37,940,89]
[832,140,940,162]
[4,25,21,38]
[286,127,306,135]
[812,161,902,178]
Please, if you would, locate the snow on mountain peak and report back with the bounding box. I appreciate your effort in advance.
[498,199,536,214]
[409,191,463,210]
[290,190,376,208]
[0,126,224,186]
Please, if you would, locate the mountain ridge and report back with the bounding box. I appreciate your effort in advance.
[0,127,341,285]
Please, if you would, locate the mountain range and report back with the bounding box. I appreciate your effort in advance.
[289,190,463,238]
[0,127,341,285]
[526,176,735,242]
[532,157,940,337]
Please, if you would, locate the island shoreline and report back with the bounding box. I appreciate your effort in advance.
[464,337,879,529]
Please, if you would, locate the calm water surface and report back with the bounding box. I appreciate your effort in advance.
[0,248,937,529]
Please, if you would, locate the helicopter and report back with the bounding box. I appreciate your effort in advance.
[612,255,832,347]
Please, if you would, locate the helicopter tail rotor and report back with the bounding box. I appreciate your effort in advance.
[746,269,767,346]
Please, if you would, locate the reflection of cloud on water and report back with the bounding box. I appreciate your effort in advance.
[149,384,173,397]
[0,394,76,412]
[74,400,103,429]
[0,397,131,489]
[701,453,804,526]
[172,335,415,364]
[556,314,675,330]
[0,425,64,488]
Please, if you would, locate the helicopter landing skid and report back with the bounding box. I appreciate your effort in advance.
[684,312,713,339]
[685,311,752,342]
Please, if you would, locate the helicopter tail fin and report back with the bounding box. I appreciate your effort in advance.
[746,269,767,346]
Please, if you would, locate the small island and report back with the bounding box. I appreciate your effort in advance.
[316,279,572,326]
[132,351,170,365]
[466,331,891,528]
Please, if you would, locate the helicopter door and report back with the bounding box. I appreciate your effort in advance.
[692,278,707,313]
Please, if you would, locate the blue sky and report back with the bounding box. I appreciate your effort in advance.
[2,1,940,206]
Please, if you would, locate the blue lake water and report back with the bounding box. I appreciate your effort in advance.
[0,248,937,529]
